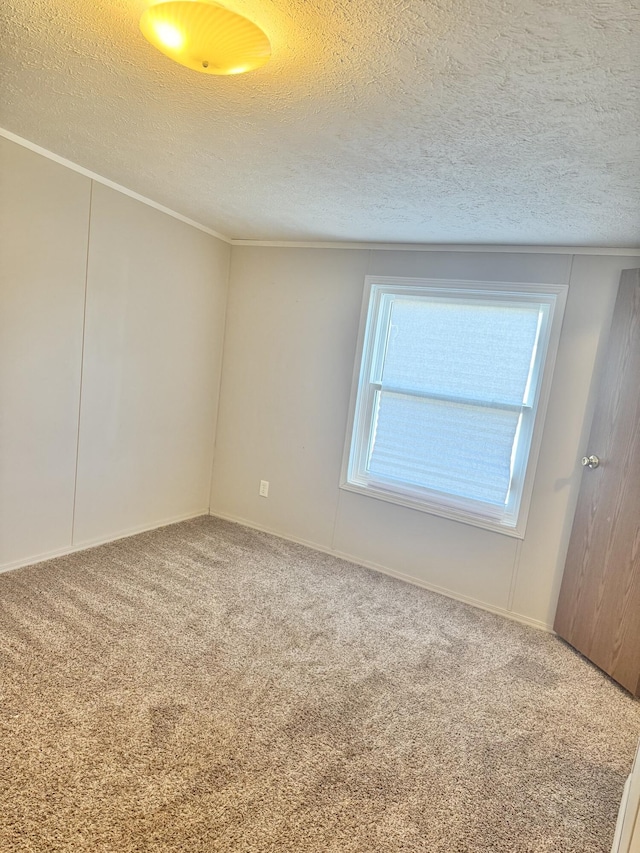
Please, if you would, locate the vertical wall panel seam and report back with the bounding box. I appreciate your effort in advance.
[208,242,233,514]
[70,179,93,544]
[507,539,523,611]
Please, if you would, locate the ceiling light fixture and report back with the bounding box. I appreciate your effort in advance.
[139,1,271,75]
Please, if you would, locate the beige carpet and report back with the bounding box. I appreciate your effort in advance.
[0,516,638,852]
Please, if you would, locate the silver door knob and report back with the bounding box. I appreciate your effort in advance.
[581,455,600,469]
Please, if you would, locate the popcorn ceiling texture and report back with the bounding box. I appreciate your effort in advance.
[1,0,639,244]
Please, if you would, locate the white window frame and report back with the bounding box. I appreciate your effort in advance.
[340,277,568,538]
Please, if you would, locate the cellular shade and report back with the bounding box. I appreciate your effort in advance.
[367,297,542,506]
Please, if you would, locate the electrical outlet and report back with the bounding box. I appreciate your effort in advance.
[259,480,269,498]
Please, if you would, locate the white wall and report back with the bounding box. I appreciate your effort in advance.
[210,245,638,629]
[73,184,229,545]
[3,132,636,631]
[0,137,230,570]
[0,138,90,565]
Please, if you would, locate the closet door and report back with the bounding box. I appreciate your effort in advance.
[554,269,640,696]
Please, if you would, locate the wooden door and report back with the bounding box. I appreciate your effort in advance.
[554,269,640,696]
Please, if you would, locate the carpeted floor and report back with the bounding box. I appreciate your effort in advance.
[0,516,638,852]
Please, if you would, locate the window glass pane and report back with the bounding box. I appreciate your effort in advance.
[382,298,540,406]
[368,392,521,506]
[342,278,566,535]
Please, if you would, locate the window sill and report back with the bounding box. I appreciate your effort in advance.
[339,480,526,539]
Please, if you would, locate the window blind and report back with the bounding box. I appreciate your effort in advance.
[367,297,542,506]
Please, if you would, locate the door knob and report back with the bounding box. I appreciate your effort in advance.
[581,454,600,469]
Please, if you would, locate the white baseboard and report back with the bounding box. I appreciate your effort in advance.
[208,509,554,633]
[0,509,209,575]
[0,507,554,633]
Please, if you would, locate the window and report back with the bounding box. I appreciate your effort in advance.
[341,277,567,537]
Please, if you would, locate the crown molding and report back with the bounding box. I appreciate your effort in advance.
[3,127,639,256]
[0,127,232,244]
[230,239,640,255]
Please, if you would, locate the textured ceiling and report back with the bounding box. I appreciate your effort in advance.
[1,0,639,244]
